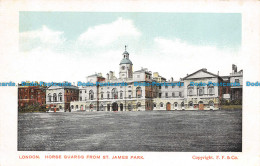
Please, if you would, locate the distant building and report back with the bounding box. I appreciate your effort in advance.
[70,47,242,111]
[46,85,79,112]
[18,83,46,108]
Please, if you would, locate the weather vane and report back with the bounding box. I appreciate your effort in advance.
[125,45,127,51]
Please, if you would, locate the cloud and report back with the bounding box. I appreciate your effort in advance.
[78,17,141,47]
[147,37,244,80]
[20,25,66,51]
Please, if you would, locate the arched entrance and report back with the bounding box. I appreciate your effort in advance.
[198,101,204,110]
[120,103,123,111]
[166,102,171,111]
[112,102,118,111]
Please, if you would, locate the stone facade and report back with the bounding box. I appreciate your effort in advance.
[70,48,242,111]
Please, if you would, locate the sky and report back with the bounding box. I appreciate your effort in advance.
[18,12,242,82]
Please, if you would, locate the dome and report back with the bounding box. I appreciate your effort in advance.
[120,58,133,65]
[123,51,129,55]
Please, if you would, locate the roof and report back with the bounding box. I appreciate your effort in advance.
[120,58,133,65]
[183,68,223,80]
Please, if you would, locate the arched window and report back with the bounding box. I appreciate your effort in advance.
[199,88,203,96]
[58,93,62,102]
[181,102,184,107]
[188,85,194,96]
[188,89,193,96]
[136,87,142,98]
[89,90,94,100]
[120,91,123,99]
[107,91,110,99]
[111,88,118,99]
[53,93,57,102]
[209,86,214,95]
[154,103,156,108]
[71,105,74,109]
[174,102,178,107]
[189,101,193,107]
[160,102,164,107]
[101,92,104,99]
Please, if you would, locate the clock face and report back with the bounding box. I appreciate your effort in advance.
[121,66,125,70]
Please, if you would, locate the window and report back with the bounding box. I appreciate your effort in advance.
[58,93,62,102]
[199,88,203,96]
[89,90,94,100]
[160,103,163,107]
[121,66,125,70]
[137,102,141,108]
[172,92,175,97]
[179,92,182,97]
[76,105,78,109]
[137,75,140,78]
[80,90,82,93]
[101,93,103,99]
[111,88,118,99]
[188,89,193,96]
[209,87,214,95]
[53,93,57,102]
[136,87,142,98]
[80,97,82,101]
[165,92,168,98]
[159,93,162,98]
[209,101,214,106]
[154,103,156,107]
[120,91,123,99]
[107,92,110,99]
[129,95,131,99]
[189,101,193,107]
[48,94,52,102]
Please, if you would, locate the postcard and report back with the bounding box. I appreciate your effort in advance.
[0,0,259,166]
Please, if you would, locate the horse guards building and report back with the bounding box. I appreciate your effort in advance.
[30,47,243,112]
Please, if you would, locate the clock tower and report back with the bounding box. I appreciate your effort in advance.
[119,46,133,79]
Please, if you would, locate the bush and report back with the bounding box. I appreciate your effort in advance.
[19,103,47,113]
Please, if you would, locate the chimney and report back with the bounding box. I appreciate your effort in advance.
[109,71,114,80]
[202,68,207,71]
